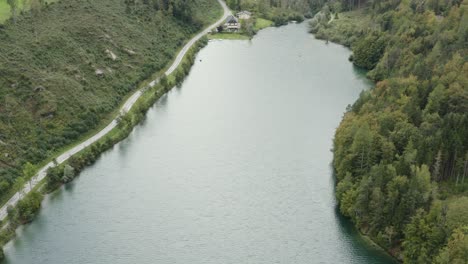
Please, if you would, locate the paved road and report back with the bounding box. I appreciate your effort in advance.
[0,0,231,222]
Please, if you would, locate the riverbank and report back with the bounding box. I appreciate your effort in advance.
[208,17,273,40]
[311,11,404,262]
[313,2,468,263]
[310,11,403,261]
[0,1,230,259]
[0,0,225,210]
[1,21,397,264]
[0,38,207,262]
[0,36,212,262]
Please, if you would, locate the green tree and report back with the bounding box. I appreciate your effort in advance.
[351,124,375,174]
[352,34,386,70]
[382,226,396,247]
[23,162,36,189]
[0,180,10,194]
[23,162,36,179]
[46,166,63,189]
[403,200,449,263]
[6,205,18,225]
[403,209,432,263]
[159,74,169,90]
[435,227,468,264]
[13,177,25,197]
[16,191,43,223]
[369,187,385,230]
[385,175,409,229]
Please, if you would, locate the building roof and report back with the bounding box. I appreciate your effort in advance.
[225,15,238,24]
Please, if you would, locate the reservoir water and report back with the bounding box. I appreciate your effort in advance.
[3,22,396,263]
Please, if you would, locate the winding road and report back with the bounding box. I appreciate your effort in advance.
[0,0,231,222]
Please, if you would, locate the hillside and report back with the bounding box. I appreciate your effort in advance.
[225,0,315,25]
[311,0,467,262]
[0,0,221,205]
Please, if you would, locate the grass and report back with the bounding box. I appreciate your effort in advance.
[254,17,273,31]
[0,1,9,23]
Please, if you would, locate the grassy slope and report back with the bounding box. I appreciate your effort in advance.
[0,0,221,203]
[254,17,273,30]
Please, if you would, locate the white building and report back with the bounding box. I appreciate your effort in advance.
[224,15,240,31]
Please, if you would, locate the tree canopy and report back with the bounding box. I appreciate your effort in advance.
[313,0,467,261]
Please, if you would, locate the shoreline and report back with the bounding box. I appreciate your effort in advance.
[316,28,402,263]
[0,1,230,258]
[1,11,401,263]
[0,35,213,262]
[0,0,230,222]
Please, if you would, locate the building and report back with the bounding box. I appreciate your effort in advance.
[224,15,240,32]
[237,11,252,20]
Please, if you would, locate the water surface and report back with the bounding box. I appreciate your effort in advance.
[4,22,395,264]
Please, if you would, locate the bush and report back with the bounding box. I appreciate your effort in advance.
[46,166,63,190]
[273,15,288,26]
[62,164,75,183]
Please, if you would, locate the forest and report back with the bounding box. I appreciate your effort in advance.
[311,0,467,262]
[225,0,319,25]
[0,0,221,212]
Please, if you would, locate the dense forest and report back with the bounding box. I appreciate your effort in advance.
[0,0,221,209]
[311,0,467,262]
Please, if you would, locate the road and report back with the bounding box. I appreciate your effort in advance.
[0,0,231,222]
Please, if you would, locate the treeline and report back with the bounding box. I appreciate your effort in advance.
[0,0,220,208]
[310,0,467,262]
[123,0,209,27]
[225,0,321,25]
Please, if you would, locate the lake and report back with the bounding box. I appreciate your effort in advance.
[3,22,396,264]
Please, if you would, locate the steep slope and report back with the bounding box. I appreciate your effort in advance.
[0,0,221,203]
